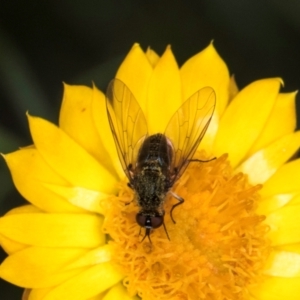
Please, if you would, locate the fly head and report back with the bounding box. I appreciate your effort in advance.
[136,211,168,242]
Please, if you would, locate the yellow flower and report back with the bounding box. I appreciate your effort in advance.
[0,43,300,300]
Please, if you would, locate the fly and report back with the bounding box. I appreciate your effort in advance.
[106,79,216,242]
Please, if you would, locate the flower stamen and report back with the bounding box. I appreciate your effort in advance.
[103,154,270,300]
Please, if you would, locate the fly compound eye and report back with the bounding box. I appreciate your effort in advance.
[136,213,147,228]
[151,215,164,228]
[136,213,164,229]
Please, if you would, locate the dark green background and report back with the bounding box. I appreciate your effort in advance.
[1,1,300,298]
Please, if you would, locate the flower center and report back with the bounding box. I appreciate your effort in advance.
[103,154,270,300]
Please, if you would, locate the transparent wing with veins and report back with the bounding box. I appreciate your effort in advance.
[165,87,216,184]
[106,79,148,181]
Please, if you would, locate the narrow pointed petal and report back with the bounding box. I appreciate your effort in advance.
[59,84,117,176]
[28,115,117,193]
[91,86,124,179]
[4,149,84,213]
[252,276,300,300]
[103,283,138,300]
[145,47,160,67]
[0,213,105,247]
[42,263,124,300]
[180,43,230,117]
[266,205,300,245]
[248,92,297,155]
[213,78,282,167]
[0,247,87,288]
[236,131,300,184]
[261,158,300,198]
[43,184,109,214]
[116,44,153,113]
[263,250,300,277]
[147,46,182,134]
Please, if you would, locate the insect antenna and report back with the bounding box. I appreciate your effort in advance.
[139,223,170,243]
[141,228,152,243]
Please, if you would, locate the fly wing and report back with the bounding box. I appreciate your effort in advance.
[165,87,216,183]
[106,79,148,181]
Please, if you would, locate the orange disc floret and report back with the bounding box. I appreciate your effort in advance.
[103,154,270,300]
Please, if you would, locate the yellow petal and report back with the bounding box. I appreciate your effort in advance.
[1,205,43,254]
[266,205,300,245]
[59,84,117,177]
[0,233,27,254]
[261,158,300,198]
[42,184,109,214]
[251,276,300,300]
[146,46,182,134]
[0,213,105,247]
[180,44,229,153]
[102,283,138,300]
[213,78,282,167]
[1,206,45,254]
[91,86,124,179]
[5,204,41,215]
[28,115,117,193]
[257,193,297,215]
[287,193,300,206]
[263,250,300,277]
[0,205,42,254]
[4,149,83,213]
[87,293,106,300]
[42,263,124,300]
[145,47,160,67]
[64,245,111,270]
[199,113,219,154]
[180,42,230,117]
[228,75,239,101]
[0,246,87,288]
[236,131,300,184]
[28,288,52,300]
[28,285,107,300]
[116,43,153,113]
[248,92,297,155]
[277,243,300,254]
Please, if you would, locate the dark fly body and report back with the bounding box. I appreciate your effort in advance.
[106,79,216,242]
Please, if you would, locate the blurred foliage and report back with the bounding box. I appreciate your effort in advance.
[0,0,300,297]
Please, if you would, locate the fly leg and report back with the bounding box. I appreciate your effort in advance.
[189,157,216,163]
[169,191,184,224]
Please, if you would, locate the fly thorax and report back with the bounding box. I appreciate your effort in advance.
[133,163,167,210]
